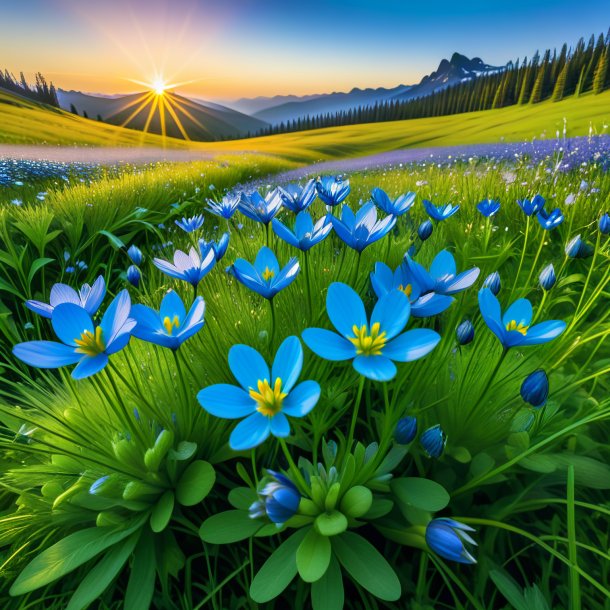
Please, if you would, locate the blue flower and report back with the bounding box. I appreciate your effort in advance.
[425,518,477,564]
[565,235,593,259]
[456,320,474,345]
[371,187,415,216]
[478,288,566,348]
[316,176,350,207]
[599,213,610,235]
[126,265,141,288]
[153,246,216,287]
[420,424,446,458]
[302,283,440,382]
[536,207,564,230]
[394,416,418,444]
[26,276,106,319]
[278,179,317,213]
[127,245,143,265]
[520,369,549,408]
[423,200,459,221]
[206,193,240,219]
[14,290,135,379]
[229,246,299,300]
[175,214,204,233]
[405,250,480,297]
[482,271,501,295]
[250,470,301,525]
[517,195,545,216]
[330,202,396,252]
[476,199,500,217]
[539,263,556,291]
[417,220,433,241]
[272,211,332,251]
[197,336,320,450]
[370,261,453,317]
[199,232,230,262]
[239,189,283,224]
[131,290,205,350]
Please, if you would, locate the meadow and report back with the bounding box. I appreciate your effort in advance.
[0,137,609,610]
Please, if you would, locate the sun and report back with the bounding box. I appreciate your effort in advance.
[152,78,167,95]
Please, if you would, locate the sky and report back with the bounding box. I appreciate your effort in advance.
[1,0,609,101]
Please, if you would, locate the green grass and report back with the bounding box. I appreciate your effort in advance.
[1,88,609,163]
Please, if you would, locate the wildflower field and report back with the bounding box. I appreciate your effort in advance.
[1,143,610,610]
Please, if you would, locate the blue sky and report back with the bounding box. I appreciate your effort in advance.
[0,0,608,98]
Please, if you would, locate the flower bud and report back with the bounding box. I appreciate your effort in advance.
[127,245,143,265]
[339,485,373,518]
[420,424,446,458]
[483,271,501,295]
[520,369,549,408]
[599,213,610,235]
[126,265,141,288]
[456,320,475,345]
[394,416,418,444]
[417,220,433,241]
[538,263,556,291]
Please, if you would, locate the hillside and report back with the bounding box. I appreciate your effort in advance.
[1,87,609,164]
[0,88,191,148]
[57,90,268,140]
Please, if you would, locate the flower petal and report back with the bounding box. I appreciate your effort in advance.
[302,328,355,360]
[282,380,320,417]
[383,329,441,362]
[197,384,255,418]
[502,298,533,328]
[52,303,94,346]
[521,320,567,345]
[430,250,456,279]
[159,290,186,323]
[271,336,303,393]
[100,290,132,347]
[72,353,108,379]
[478,288,505,341]
[228,344,270,391]
[353,355,396,381]
[13,341,80,368]
[370,289,410,340]
[83,276,106,315]
[327,282,366,338]
[270,412,290,438]
[229,412,271,450]
[49,283,79,307]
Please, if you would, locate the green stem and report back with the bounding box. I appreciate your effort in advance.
[567,465,581,610]
[279,438,308,493]
[269,297,276,349]
[346,377,366,453]
[304,250,314,320]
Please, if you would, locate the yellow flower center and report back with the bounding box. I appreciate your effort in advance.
[506,320,529,335]
[250,378,287,417]
[163,315,181,335]
[262,266,275,281]
[74,326,106,356]
[398,283,413,298]
[348,322,387,356]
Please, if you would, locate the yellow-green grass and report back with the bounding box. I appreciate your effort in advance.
[0,90,191,148]
[212,90,610,162]
[1,88,609,163]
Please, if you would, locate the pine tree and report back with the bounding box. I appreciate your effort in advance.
[593,47,609,94]
[551,62,568,101]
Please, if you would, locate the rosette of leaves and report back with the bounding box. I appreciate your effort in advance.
[6,422,215,610]
[200,439,408,609]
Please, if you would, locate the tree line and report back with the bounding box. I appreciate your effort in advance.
[250,30,610,138]
[0,69,59,107]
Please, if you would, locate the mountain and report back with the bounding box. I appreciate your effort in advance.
[249,53,506,126]
[224,93,325,116]
[57,89,268,140]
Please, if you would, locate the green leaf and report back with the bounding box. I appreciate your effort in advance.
[314,511,348,537]
[489,569,527,610]
[311,554,344,610]
[27,257,54,286]
[98,230,126,249]
[296,527,331,583]
[391,477,450,512]
[66,532,139,610]
[228,486,258,510]
[250,529,307,603]
[125,533,156,610]
[199,510,262,544]
[554,454,610,489]
[10,520,144,595]
[332,531,401,601]
[175,460,215,506]
[168,441,197,461]
[150,491,174,533]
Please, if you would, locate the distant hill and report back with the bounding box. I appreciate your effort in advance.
[57,90,268,140]
[250,53,505,125]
